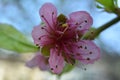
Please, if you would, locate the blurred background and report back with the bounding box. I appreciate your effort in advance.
[0,0,120,80]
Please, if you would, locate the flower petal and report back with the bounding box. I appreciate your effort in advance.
[26,52,49,70]
[70,40,100,64]
[68,11,93,34]
[32,25,54,46]
[39,3,57,30]
[49,48,64,74]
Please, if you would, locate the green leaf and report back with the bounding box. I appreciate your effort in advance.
[0,23,38,53]
[82,27,97,40]
[114,0,118,7]
[41,46,50,56]
[96,0,118,12]
[58,63,74,76]
[96,4,104,9]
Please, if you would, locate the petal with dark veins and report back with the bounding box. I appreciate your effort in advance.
[39,3,57,31]
[49,48,64,74]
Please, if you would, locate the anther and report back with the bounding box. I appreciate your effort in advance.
[75,22,79,25]
[79,26,82,28]
[41,15,44,17]
[38,37,41,40]
[91,31,94,34]
[36,44,39,46]
[51,68,54,70]
[52,12,54,15]
[56,65,58,68]
[41,27,44,29]
[37,46,40,48]
[87,57,90,60]
[78,46,83,48]
[84,46,87,49]
[76,53,80,56]
[84,20,87,23]
[89,52,92,54]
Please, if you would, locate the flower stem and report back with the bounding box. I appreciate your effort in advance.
[83,16,120,40]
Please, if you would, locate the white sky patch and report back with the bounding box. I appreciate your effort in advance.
[118,0,120,7]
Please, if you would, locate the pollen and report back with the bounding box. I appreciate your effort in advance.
[62,23,68,27]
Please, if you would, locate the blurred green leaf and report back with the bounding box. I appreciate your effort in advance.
[41,46,50,56]
[0,23,38,53]
[60,63,74,75]
[96,4,104,9]
[114,0,119,7]
[96,0,118,12]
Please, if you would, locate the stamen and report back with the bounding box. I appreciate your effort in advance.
[36,44,39,46]
[37,46,40,48]
[51,68,53,70]
[51,11,56,29]
[41,14,55,32]
[75,22,79,25]
[79,26,82,28]
[87,57,90,60]
[78,46,83,48]
[84,46,87,49]
[84,20,87,23]
[91,31,94,34]
[76,53,80,56]
[67,29,71,31]
[43,26,52,34]
[38,37,41,40]
[41,27,44,29]
[52,12,54,15]
[56,65,58,68]
[89,52,92,54]
[41,15,44,17]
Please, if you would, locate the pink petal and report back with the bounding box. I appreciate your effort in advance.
[68,11,93,34]
[26,52,49,70]
[68,40,100,64]
[39,35,54,46]
[32,25,54,46]
[49,48,64,74]
[39,3,57,31]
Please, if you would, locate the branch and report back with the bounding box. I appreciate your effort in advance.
[83,16,120,40]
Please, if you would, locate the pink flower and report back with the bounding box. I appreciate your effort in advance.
[26,52,49,70]
[27,3,100,74]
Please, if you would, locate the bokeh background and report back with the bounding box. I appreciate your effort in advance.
[0,0,120,80]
